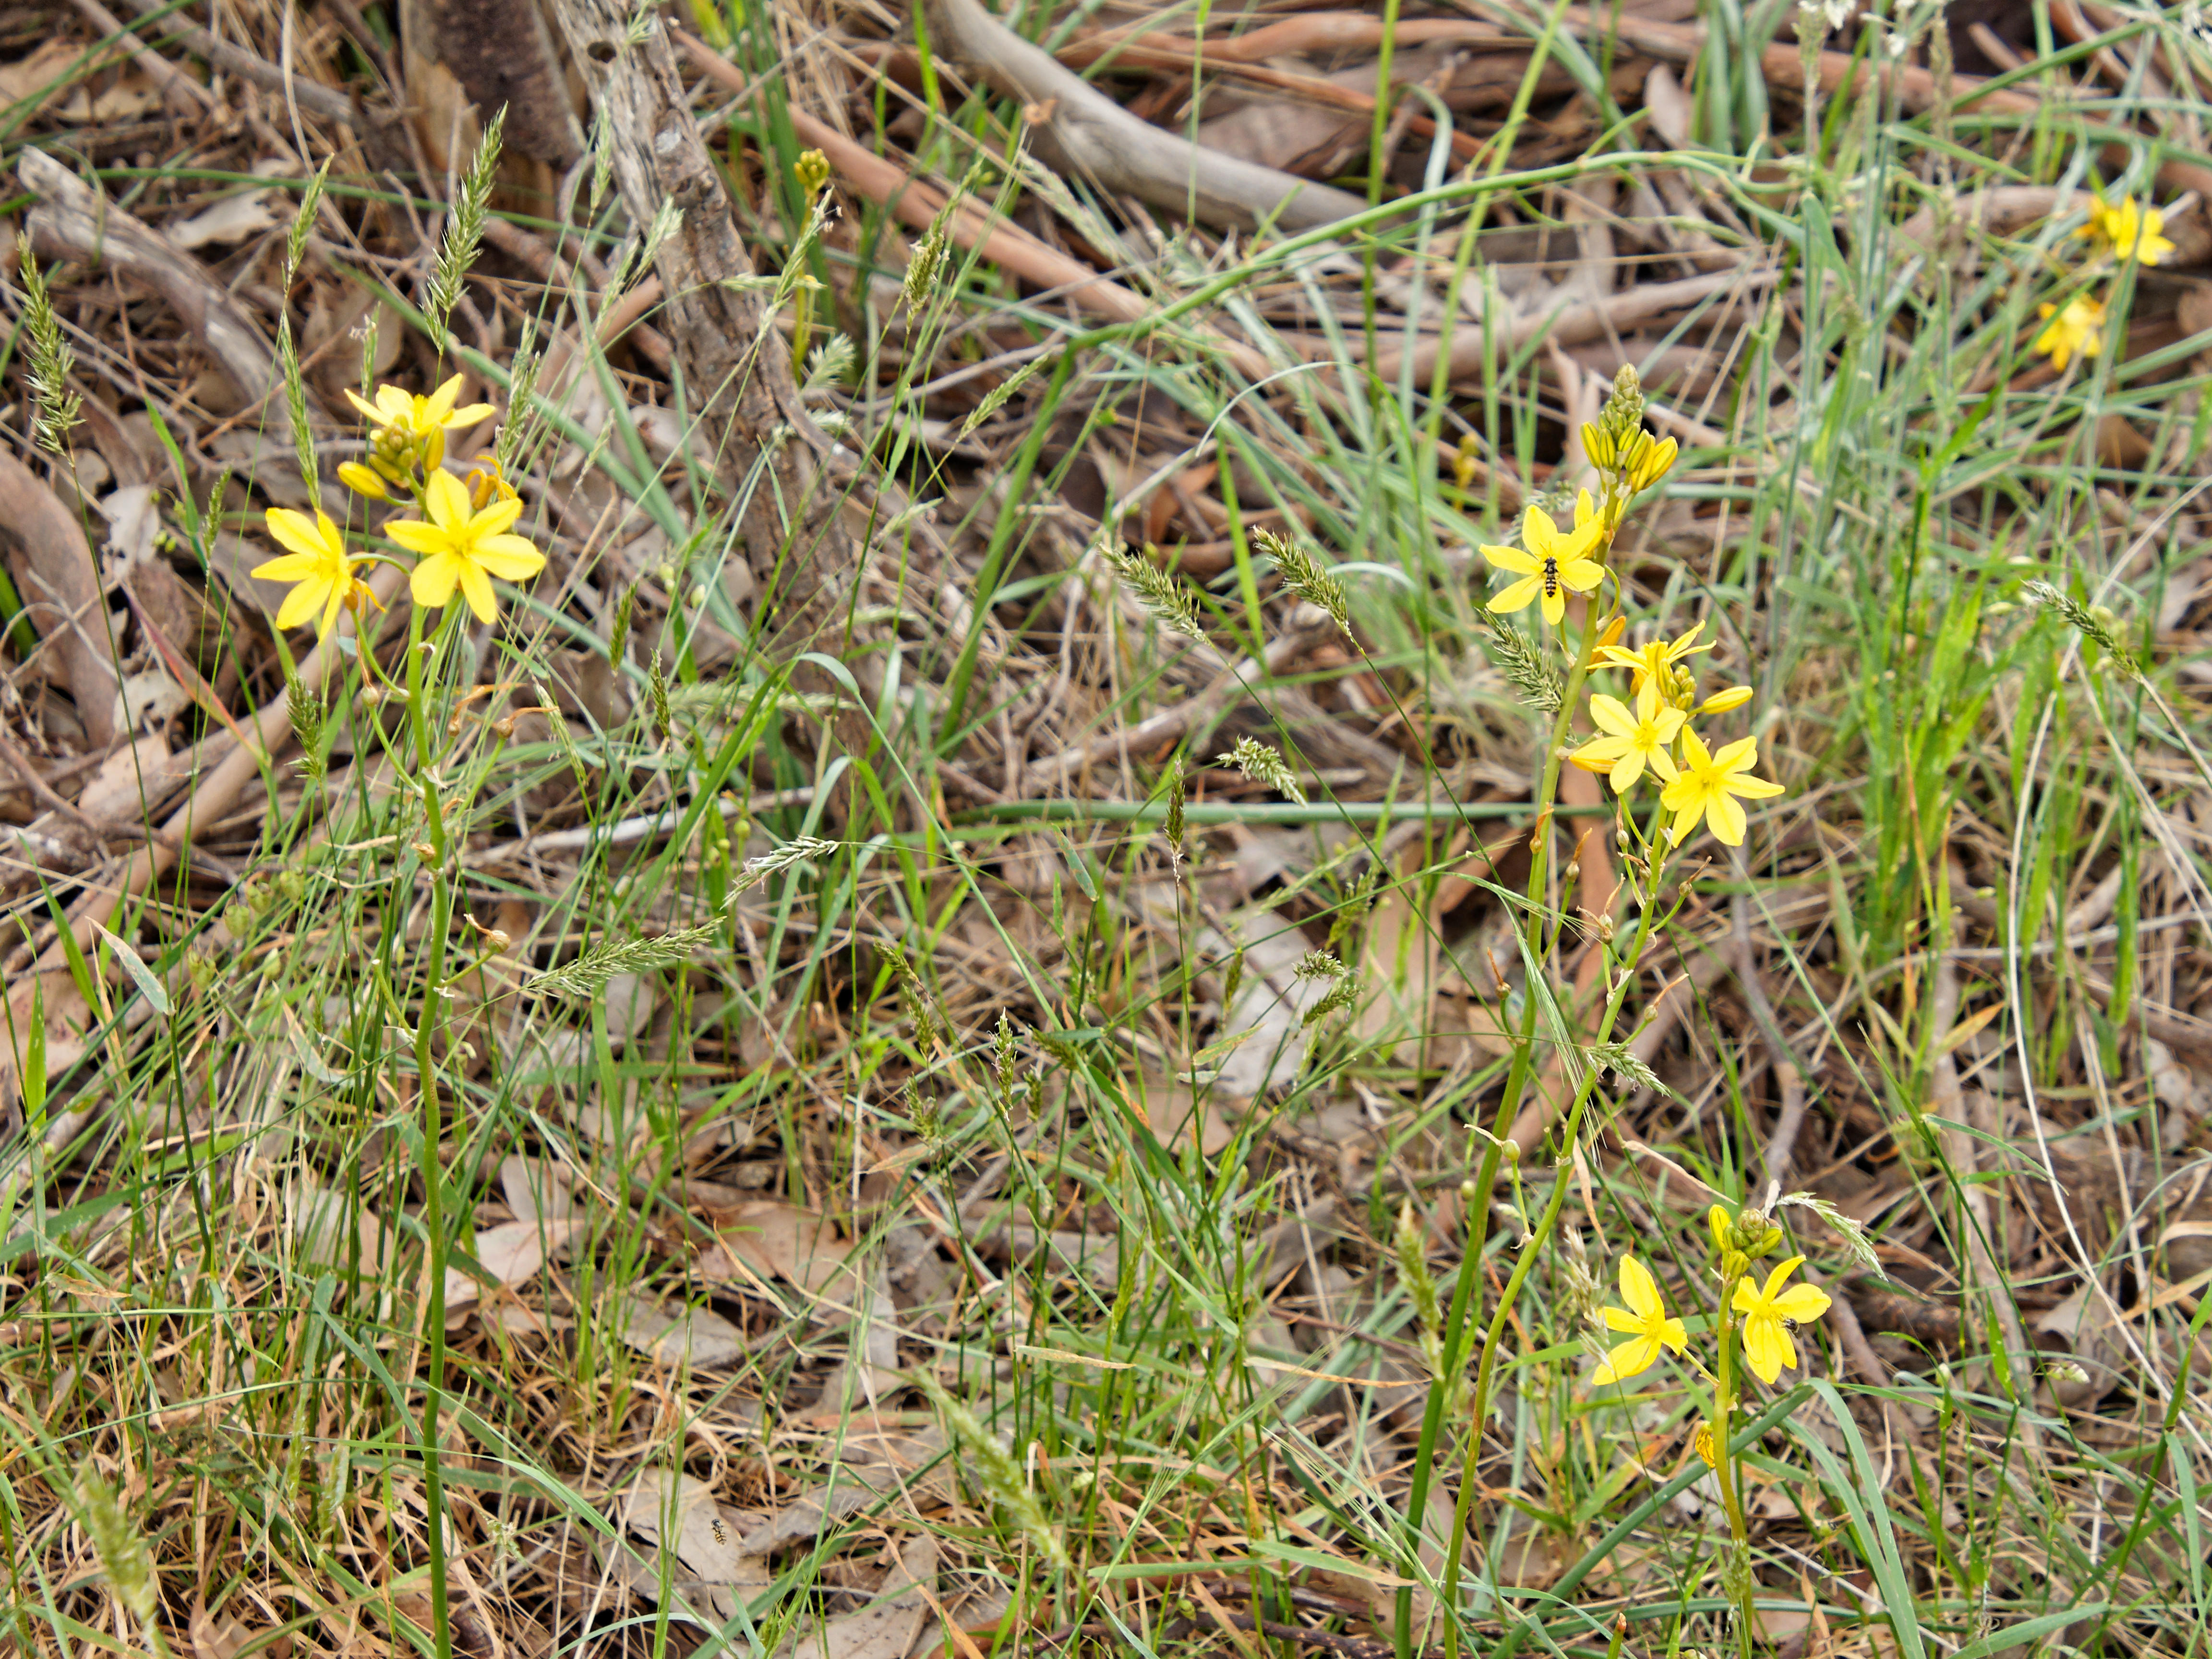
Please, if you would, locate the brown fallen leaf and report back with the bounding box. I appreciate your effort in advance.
[443,1216,589,1313]
[698,1200,855,1297]
[772,1535,938,1659]
[613,1293,748,1369]
[598,1467,770,1626]
[0,448,121,750]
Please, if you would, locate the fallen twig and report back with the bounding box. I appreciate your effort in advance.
[920,0,1370,234]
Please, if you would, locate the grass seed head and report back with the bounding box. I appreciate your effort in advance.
[16,239,81,456]
[2022,578,2139,678]
[1253,527,1354,638]
[1216,736,1304,804]
[1478,607,1564,714]
[1106,543,1207,642]
[286,668,326,787]
[427,105,505,355]
[529,921,720,997]
[915,1373,1071,1573]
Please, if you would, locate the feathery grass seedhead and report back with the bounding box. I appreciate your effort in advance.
[1255,528,1354,638]
[958,353,1050,439]
[914,1372,1071,1573]
[531,679,593,799]
[1106,544,1207,642]
[1394,1200,1443,1342]
[1294,950,1348,981]
[903,218,950,314]
[530,920,720,997]
[16,240,80,456]
[2022,578,2139,678]
[426,106,505,356]
[1161,754,1186,856]
[993,1010,1022,1094]
[732,836,840,894]
[647,651,672,740]
[276,315,316,492]
[498,314,544,478]
[1220,947,1245,1009]
[804,333,856,394]
[286,668,326,787]
[1776,1190,1883,1277]
[284,158,330,289]
[1584,1040,1672,1098]
[1217,736,1305,803]
[1302,974,1360,1028]
[75,1468,170,1658]
[609,578,638,665]
[1478,607,1564,713]
[1561,1224,1600,1327]
[355,306,381,404]
[883,942,941,1050]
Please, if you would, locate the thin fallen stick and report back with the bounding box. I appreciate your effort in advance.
[65,0,217,113]
[680,42,1276,380]
[19,148,328,456]
[1060,35,1500,165]
[920,0,1370,234]
[109,0,358,125]
[1372,264,1779,385]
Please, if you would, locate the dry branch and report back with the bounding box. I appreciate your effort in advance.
[0,453,121,753]
[920,0,1370,235]
[19,147,322,455]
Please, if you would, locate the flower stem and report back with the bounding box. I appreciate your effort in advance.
[1437,860,1662,1659]
[1713,1284,1757,1659]
[403,603,455,1659]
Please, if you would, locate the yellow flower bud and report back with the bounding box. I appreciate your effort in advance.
[337,461,388,499]
[1625,433,1678,491]
[1581,420,1616,469]
[1698,684,1754,715]
[1694,1422,1718,1469]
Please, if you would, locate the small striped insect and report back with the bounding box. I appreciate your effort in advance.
[1541,557,1562,601]
[709,1516,728,1545]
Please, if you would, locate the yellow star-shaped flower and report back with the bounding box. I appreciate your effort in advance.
[1731,1254,1832,1384]
[2078,194,2175,266]
[1596,620,1715,695]
[385,468,547,623]
[1571,679,1686,793]
[1480,496,1605,626]
[1591,1256,1688,1386]
[251,507,375,640]
[1659,729,1784,847]
[345,373,496,441]
[2034,295,2105,372]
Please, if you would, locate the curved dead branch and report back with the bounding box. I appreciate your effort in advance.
[921,0,1370,236]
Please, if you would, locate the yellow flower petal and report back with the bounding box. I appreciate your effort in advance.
[411,550,463,609]
[1491,575,1542,614]
[1619,1256,1662,1321]
[274,575,333,631]
[456,558,498,622]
